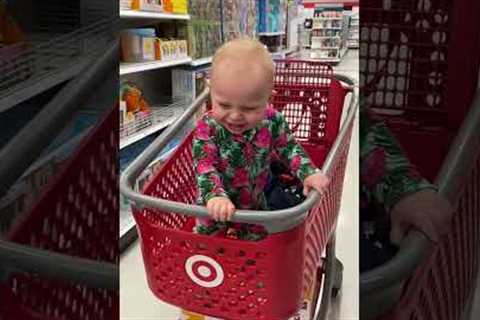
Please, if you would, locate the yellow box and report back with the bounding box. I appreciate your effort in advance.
[172,0,188,14]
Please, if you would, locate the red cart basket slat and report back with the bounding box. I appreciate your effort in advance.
[0,108,119,320]
[120,60,358,320]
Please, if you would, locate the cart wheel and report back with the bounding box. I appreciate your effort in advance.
[332,258,343,298]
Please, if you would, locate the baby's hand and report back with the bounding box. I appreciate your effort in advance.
[206,196,236,222]
[390,189,453,244]
[303,171,330,196]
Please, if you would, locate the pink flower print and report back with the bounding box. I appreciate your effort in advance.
[255,171,269,190]
[275,132,288,148]
[255,127,272,149]
[211,175,222,188]
[232,169,249,187]
[202,143,218,160]
[361,148,386,188]
[239,188,252,208]
[196,120,211,141]
[291,155,302,172]
[244,144,255,163]
[265,105,276,119]
[197,159,215,175]
[217,158,229,172]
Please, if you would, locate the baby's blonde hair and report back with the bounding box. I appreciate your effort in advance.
[211,37,275,90]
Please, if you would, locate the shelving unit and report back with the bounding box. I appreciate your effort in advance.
[120,58,193,75]
[120,9,190,20]
[120,100,186,149]
[348,11,359,49]
[258,31,286,36]
[309,7,349,63]
[190,56,212,67]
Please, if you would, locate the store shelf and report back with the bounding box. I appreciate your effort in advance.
[120,9,191,20]
[313,27,342,30]
[120,57,192,75]
[313,17,343,21]
[311,47,340,50]
[190,56,212,66]
[312,36,341,39]
[120,101,186,149]
[258,31,285,36]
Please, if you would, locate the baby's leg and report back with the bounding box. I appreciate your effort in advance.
[194,217,226,235]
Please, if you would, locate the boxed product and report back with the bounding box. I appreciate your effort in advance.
[141,37,156,61]
[120,0,132,9]
[131,0,163,12]
[172,0,188,14]
[258,0,287,34]
[121,29,156,62]
[222,0,258,42]
[172,66,210,102]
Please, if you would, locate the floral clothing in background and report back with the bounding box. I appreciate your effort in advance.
[192,105,319,240]
[359,105,436,271]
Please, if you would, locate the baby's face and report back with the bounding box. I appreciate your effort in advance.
[210,61,271,135]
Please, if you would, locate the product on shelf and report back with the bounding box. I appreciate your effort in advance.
[121,28,188,63]
[177,0,222,60]
[120,82,152,124]
[163,0,188,13]
[309,6,348,63]
[222,0,258,42]
[258,0,286,34]
[131,0,163,12]
[120,0,133,9]
[172,66,210,103]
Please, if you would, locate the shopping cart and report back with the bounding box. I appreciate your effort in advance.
[360,1,480,319]
[0,42,119,319]
[120,60,358,320]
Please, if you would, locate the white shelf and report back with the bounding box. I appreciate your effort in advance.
[190,56,212,66]
[120,9,191,20]
[312,36,341,39]
[311,47,340,50]
[120,102,185,149]
[258,31,285,36]
[120,57,192,75]
[313,27,342,30]
[313,17,343,21]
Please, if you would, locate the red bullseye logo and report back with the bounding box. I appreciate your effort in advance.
[185,255,224,288]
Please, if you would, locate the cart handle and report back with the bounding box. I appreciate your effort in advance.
[120,74,358,234]
[0,239,118,290]
[361,89,480,293]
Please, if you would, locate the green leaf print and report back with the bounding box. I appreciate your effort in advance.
[192,140,204,158]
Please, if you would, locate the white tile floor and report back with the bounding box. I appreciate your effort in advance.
[120,49,360,320]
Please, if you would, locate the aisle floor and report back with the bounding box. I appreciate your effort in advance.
[120,49,359,320]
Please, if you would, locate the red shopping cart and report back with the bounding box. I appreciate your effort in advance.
[360,1,480,319]
[120,60,358,320]
[0,108,118,320]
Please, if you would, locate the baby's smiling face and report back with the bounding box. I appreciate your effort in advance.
[210,58,272,135]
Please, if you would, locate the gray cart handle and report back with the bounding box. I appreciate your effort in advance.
[120,74,358,234]
[361,89,480,292]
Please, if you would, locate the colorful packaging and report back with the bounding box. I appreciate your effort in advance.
[131,0,163,12]
[141,37,156,61]
[172,0,188,14]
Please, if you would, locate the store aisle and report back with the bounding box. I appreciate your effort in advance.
[120,50,360,320]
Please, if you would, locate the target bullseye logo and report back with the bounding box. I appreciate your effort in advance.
[185,255,224,288]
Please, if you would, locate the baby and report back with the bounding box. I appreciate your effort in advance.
[192,37,330,240]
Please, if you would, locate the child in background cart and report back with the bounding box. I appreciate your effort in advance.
[360,106,453,271]
[192,37,330,241]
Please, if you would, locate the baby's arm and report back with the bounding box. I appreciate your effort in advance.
[271,111,330,195]
[361,110,452,243]
[193,119,235,221]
